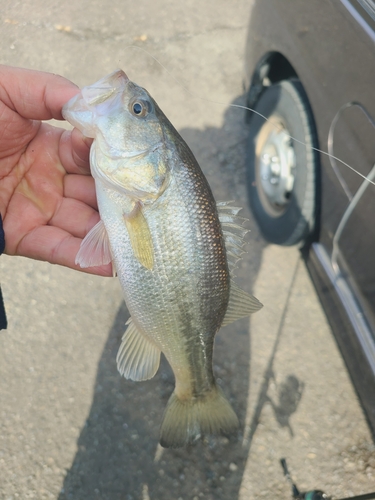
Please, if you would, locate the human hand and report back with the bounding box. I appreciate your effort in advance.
[0,65,112,276]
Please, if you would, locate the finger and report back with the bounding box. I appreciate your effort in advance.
[59,128,93,175]
[0,65,80,121]
[16,225,113,277]
[64,174,98,210]
[49,198,100,239]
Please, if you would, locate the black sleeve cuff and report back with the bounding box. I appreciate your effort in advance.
[0,287,7,330]
[0,214,7,329]
[0,214,5,255]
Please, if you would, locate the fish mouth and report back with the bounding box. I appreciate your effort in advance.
[62,69,130,138]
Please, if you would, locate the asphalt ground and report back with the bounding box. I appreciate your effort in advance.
[0,1,374,499]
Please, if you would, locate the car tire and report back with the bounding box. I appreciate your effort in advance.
[246,79,318,246]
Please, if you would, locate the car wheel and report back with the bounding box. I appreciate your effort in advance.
[246,79,318,246]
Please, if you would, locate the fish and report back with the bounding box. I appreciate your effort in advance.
[62,70,263,448]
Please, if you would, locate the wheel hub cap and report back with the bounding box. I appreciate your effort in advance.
[256,118,296,216]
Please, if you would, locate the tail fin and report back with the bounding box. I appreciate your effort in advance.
[159,385,239,448]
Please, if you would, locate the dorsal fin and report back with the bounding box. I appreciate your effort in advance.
[217,202,263,325]
[217,201,249,273]
[222,281,263,327]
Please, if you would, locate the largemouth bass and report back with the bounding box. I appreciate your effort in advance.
[62,70,262,448]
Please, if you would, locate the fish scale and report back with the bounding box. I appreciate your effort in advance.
[62,69,263,448]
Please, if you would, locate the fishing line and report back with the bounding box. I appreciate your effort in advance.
[122,44,375,188]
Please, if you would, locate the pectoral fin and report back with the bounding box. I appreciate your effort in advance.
[124,206,154,270]
[116,318,161,381]
[75,220,112,268]
[222,281,263,327]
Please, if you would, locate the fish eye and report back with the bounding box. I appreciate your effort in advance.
[129,99,152,118]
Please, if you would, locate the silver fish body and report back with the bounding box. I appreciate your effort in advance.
[62,70,262,448]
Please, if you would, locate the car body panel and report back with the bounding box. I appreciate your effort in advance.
[244,0,375,431]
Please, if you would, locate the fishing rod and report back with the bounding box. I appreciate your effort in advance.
[280,458,375,500]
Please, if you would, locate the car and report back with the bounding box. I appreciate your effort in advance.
[243,0,375,433]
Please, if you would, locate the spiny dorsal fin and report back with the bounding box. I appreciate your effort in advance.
[116,318,161,381]
[123,205,154,270]
[75,219,112,268]
[217,201,249,273]
[216,200,242,215]
[222,281,263,327]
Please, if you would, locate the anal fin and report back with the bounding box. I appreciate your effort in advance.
[222,281,263,327]
[116,318,161,381]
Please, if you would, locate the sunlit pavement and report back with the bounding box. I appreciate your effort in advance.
[239,245,374,498]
